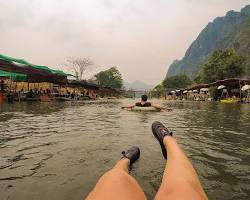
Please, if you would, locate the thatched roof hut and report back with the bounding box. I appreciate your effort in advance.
[188,78,250,91]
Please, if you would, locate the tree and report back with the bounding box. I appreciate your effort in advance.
[162,75,192,89]
[194,75,202,84]
[66,57,94,80]
[151,84,165,98]
[94,67,123,90]
[209,86,221,101]
[200,49,245,83]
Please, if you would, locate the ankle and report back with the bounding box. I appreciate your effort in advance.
[118,157,130,166]
[114,158,130,172]
[121,146,140,166]
[163,135,174,146]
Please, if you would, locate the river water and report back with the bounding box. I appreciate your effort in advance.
[0,99,250,200]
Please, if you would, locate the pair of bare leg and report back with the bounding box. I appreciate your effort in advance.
[86,136,208,200]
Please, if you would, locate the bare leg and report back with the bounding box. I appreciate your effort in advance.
[86,158,147,200]
[155,136,208,200]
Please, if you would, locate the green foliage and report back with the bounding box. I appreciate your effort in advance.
[209,86,221,101]
[151,84,165,98]
[200,48,245,83]
[162,75,192,89]
[166,5,250,78]
[194,75,202,84]
[94,67,123,90]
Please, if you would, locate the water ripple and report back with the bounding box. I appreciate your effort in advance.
[0,100,250,200]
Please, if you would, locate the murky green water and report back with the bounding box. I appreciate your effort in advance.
[0,100,250,200]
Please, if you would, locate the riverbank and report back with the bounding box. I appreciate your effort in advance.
[164,78,250,103]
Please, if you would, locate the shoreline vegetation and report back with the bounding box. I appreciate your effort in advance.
[161,5,250,104]
[152,48,250,104]
[1,50,250,105]
[167,5,250,78]
[0,54,123,104]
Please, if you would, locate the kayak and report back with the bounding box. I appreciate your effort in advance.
[129,106,159,112]
[220,98,239,103]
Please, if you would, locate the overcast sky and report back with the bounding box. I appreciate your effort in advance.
[0,0,249,85]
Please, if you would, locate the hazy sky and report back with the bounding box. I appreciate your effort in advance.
[0,0,249,85]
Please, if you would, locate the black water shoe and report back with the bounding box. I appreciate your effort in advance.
[122,146,140,165]
[152,121,173,159]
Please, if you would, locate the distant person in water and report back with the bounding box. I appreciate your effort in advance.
[121,94,171,111]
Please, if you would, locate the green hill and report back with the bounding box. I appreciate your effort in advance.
[166,5,250,79]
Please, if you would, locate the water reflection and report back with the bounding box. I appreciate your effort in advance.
[0,102,66,118]
[0,100,250,200]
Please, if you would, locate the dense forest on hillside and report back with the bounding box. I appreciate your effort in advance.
[167,5,250,79]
